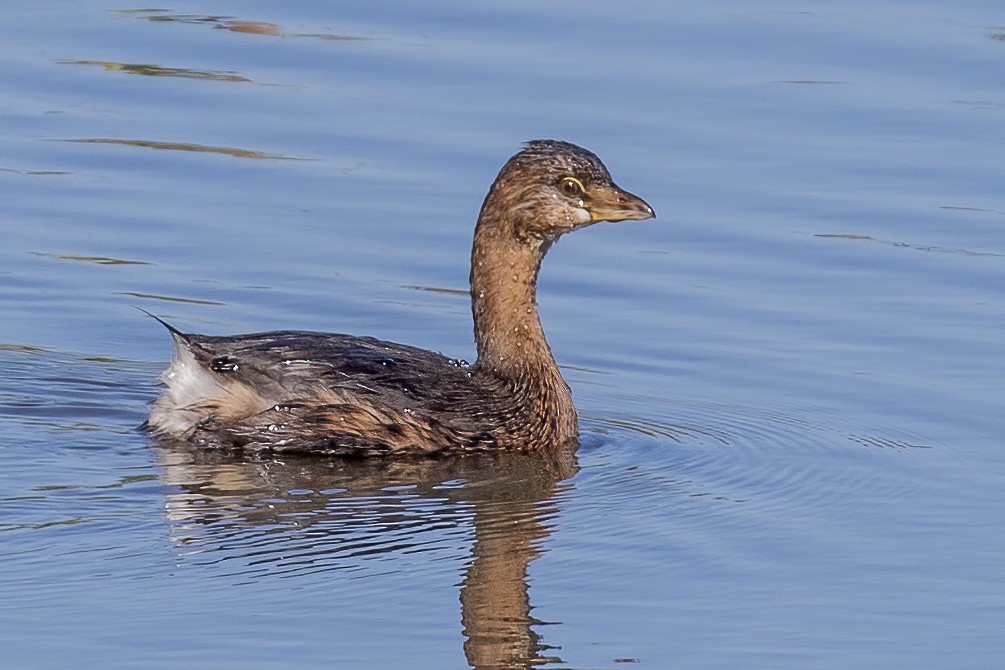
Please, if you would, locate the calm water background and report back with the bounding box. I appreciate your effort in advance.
[2,1,1003,668]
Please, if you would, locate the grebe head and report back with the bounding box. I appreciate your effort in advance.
[477,139,655,243]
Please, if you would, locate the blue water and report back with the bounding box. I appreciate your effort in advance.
[2,1,1003,668]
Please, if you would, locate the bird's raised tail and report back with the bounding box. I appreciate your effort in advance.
[141,309,266,439]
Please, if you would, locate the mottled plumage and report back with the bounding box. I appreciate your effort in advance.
[147,140,654,456]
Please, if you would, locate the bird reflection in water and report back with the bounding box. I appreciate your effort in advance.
[155,441,577,669]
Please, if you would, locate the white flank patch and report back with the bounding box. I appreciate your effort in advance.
[148,339,233,435]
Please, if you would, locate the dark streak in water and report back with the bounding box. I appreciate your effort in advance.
[57,138,303,160]
[1,167,69,176]
[116,9,373,41]
[815,233,1004,257]
[951,99,1005,110]
[0,343,52,354]
[116,291,224,306]
[57,60,251,82]
[34,474,159,491]
[848,435,934,450]
[401,284,469,297]
[290,33,374,42]
[558,363,611,376]
[3,517,86,531]
[939,205,1005,215]
[32,252,152,266]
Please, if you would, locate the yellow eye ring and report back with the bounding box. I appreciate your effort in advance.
[559,177,585,197]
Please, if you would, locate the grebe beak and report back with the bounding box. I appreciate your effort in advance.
[586,184,656,223]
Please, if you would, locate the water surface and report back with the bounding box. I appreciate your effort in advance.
[2,2,1003,668]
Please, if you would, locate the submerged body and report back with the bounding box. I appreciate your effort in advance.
[148,140,654,456]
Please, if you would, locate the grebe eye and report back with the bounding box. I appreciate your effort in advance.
[559,177,585,197]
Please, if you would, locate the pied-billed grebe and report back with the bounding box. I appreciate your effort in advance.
[147,140,654,456]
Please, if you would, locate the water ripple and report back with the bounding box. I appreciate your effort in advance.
[577,393,937,531]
